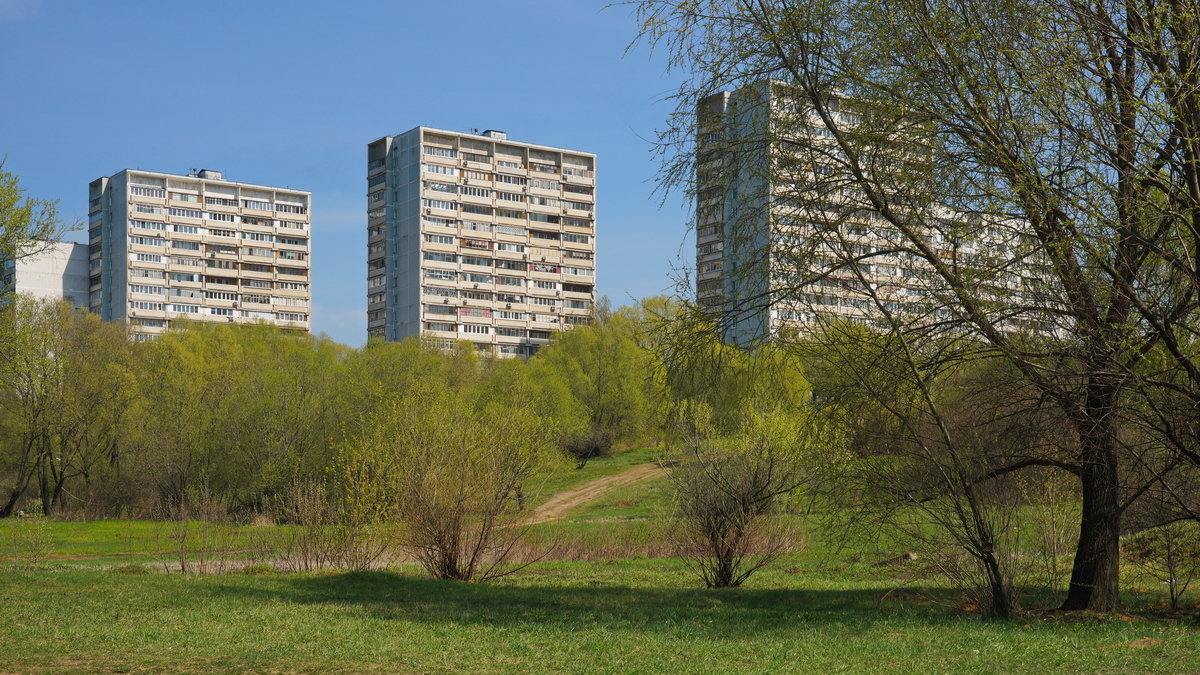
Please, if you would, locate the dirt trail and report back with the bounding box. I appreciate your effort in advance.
[525,463,667,525]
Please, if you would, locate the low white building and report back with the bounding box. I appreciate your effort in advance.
[1,241,90,308]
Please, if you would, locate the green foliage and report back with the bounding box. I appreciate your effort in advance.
[0,160,64,259]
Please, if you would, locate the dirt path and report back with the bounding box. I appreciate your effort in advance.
[525,463,667,525]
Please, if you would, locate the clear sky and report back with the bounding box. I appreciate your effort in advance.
[0,0,693,346]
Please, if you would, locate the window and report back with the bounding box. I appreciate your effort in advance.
[460,323,490,335]
[531,296,558,306]
[462,204,492,216]
[563,266,594,277]
[564,217,592,228]
[531,231,560,241]
[563,233,590,244]
[564,200,592,211]
[131,186,167,198]
[567,299,592,310]
[243,279,272,289]
[497,191,524,203]
[566,251,593,260]
[495,225,526,236]
[530,178,559,190]
[422,163,458,176]
[423,145,456,158]
[205,291,237,301]
[530,263,559,273]
[168,208,202,219]
[130,236,166,246]
[423,286,458,298]
[496,243,525,253]
[496,174,527,186]
[277,250,306,261]
[423,251,456,263]
[209,307,234,316]
[205,212,236,222]
[132,269,166,279]
[242,293,270,304]
[205,197,237,207]
[424,216,457,228]
[129,301,164,311]
[460,185,492,198]
[426,181,457,194]
[242,263,271,273]
[464,273,492,284]
[460,237,490,250]
[424,268,456,281]
[563,283,592,293]
[170,272,202,282]
[496,208,525,220]
[278,282,307,291]
[461,151,489,163]
[462,290,493,301]
[463,169,491,180]
[168,288,202,298]
[135,204,163,215]
[529,212,560,224]
[497,276,524,287]
[461,255,491,267]
[276,266,307,276]
[498,159,521,169]
[174,224,200,234]
[533,280,557,289]
[279,220,307,230]
[242,216,272,227]
[563,184,593,195]
[496,310,526,320]
[496,260,525,271]
[275,203,308,214]
[423,198,456,211]
[130,219,166,231]
[495,327,526,338]
[245,247,273,257]
[176,257,204,267]
[245,232,274,242]
[130,284,166,295]
[530,162,559,174]
[424,233,454,245]
[171,192,199,202]
[462,221,491,233]
[243,199,272,210]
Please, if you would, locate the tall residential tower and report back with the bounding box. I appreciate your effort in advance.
[367,127,596,357]
[88,169,311,340]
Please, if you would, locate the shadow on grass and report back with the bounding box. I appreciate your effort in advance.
[202,568,986,637]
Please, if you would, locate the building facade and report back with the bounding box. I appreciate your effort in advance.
[696,81,1037,346]
[1,241,90,308]
[367,127,596,357]
[88,169,311,340]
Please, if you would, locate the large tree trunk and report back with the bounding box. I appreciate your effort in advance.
[1062,384,1123,611]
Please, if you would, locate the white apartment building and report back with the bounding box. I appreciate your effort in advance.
[697,81,1040,346]
[367,127,597,357]
[88,169,311,339]
[1,241,90,308]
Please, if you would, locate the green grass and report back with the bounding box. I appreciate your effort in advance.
[1,557,1197,673]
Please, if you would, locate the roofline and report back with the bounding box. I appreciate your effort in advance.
[101,168,312,195]
[372,126,596,158]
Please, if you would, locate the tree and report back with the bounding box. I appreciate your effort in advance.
[670,403,814,588]
[339,365,566,582]
[0,297,133,516]
[632,0,1200,612]
[533,301,659,466]
[0,160,64,262]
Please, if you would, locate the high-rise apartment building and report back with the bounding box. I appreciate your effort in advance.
[88,169,311,340]
[1,241,90,308]
[696,81,1033,345]
[367,127,596,357]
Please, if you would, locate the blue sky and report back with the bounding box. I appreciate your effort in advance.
[0,0,693,345]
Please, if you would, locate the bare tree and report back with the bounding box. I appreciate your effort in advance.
[631,0,1200,612]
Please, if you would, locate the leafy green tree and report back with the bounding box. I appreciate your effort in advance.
[0,160,64,261]
[533,302,660,466]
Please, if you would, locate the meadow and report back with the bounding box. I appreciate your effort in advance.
[1,449,1198,674]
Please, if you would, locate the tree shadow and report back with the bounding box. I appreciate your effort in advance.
[202,569,991,638]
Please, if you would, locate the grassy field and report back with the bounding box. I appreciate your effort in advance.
[1,448,1198,673]
[2,557,1198,673]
